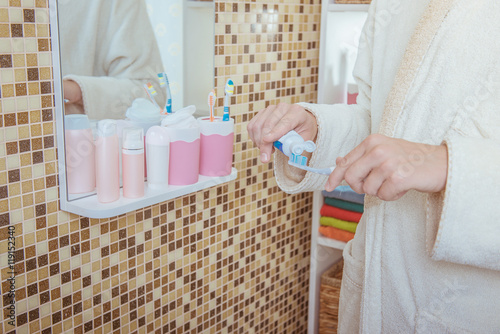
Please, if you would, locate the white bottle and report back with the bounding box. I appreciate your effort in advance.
[122,127,145,199]
[95,120,120,203]
[146,126,170,190]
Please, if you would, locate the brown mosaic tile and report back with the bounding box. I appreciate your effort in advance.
[15,82,27,96]
[4,113,16,127]
[10,23,22,37]
[38,38,49,51]
[27,67,39,81]
[6,142,18,155]
[18,111,29,124]
[24,9,35,22]
[0,1,319,333]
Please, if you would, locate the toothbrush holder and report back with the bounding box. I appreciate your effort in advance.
[165,126,200,185]
[197,117,234,177]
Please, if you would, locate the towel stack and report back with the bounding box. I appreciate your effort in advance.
[320,186,364,243]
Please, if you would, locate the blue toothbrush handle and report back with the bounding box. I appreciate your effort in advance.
[223,106,229,121]
[166,99,172,114]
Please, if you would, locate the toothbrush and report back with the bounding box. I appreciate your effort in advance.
[288,153,335,175]
[223,79,234,121]
[143,83,162,111]
[158,72,172,114]
[208,89,216,122]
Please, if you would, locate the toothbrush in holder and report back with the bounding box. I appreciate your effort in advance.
[158,72,172,114]
[223,79,234,121]
[208,90,216,122]
[143,83,162,112]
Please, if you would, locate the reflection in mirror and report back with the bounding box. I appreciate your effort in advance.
[55,0,215,201]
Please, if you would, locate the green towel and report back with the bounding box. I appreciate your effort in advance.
[320,216,358,233]
[325,197,364,213]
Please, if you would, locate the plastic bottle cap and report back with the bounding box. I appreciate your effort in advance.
[65,114,91,130]
[146,126,170,146]
[122,127,144,150]
[97,120,117,137]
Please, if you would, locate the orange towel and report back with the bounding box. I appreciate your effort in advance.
[319,225,355,243]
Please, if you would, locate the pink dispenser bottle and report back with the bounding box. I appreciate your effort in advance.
[64,114,96,194]
[95,120,120,203]
[165,126,200,185]
[146,126,170,190]
[198,116,234,177]
[122,127,145,199]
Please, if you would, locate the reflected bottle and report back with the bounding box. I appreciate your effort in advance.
[95,120,120,203]
[64,114,96,194]
[122,127,145,199]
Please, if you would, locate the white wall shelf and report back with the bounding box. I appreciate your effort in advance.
[61,168,237,219]
[329,4,370,12]
[186,1,213,9]
[317,235,347,250]
[308,1,369,333]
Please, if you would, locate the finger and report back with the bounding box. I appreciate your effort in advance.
[361,164,391,196]
[261,104,305,143]
[344,145,391,193]
[247,105,276,148]
[377,173,407,201]
[325,143,369,191]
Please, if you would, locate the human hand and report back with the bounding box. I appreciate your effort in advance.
[325,134,448,201]
[247,103,318,163]
[63,80,83,107]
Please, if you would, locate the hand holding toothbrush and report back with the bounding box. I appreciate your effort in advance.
[247,103,318,163]
[325,134,448,201]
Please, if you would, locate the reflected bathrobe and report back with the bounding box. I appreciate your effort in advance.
[274,0,500,332]
[58,0,166,119]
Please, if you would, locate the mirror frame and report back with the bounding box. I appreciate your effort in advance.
[49,0,71,211]
[49,0,236,218]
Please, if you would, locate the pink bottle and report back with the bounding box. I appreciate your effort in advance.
[95,120,120,203]
[165,127,200,185]
[198,117,234,177]
[122,127,145,199]
[64,114,96,194]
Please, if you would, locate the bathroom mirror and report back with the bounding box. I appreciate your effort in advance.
[50,0,215,203]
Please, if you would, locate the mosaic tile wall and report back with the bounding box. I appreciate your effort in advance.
[0,0,321,332]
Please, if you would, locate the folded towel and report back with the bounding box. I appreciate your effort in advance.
[319,225,355,243]
[322,185,365,204]
[324,197,364,213]
[320,203,363,223]
[320,216,358,233]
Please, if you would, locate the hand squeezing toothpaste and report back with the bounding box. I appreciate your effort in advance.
[273,130,335,175]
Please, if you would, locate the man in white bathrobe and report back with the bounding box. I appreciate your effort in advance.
[58,0,166,119]
[248,0,500,332]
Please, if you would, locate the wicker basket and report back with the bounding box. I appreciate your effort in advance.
[335,0,371,4]
[319,259,344,334]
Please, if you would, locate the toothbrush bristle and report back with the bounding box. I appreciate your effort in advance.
[291,153,308,166]
[146,83,157,95]
[208,91,216,106]
[225,79,234,95]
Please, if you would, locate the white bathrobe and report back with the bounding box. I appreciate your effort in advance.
[274,0,500,332]
[58,0,166,119]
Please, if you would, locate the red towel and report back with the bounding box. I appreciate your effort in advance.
[319,226,355,243]
[320,204,362,223]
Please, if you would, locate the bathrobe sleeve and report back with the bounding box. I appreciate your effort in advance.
[274,7,375,194]
[62,0,166,120]
[426,134,500,271]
